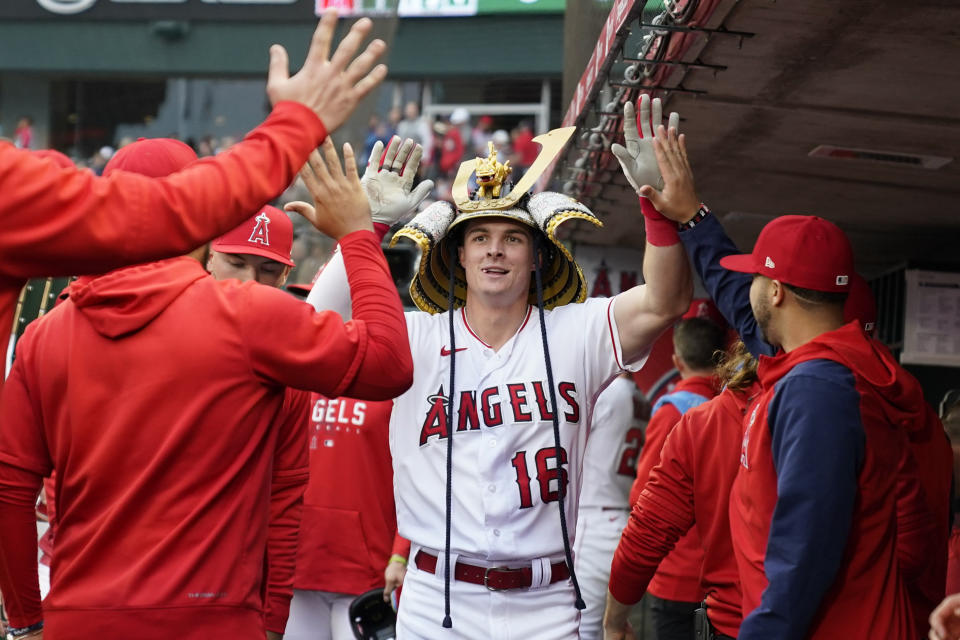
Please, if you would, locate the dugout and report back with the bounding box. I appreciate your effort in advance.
[550,0,960,406]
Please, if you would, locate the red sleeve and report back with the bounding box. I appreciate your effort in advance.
[338,230,413,400]
[264,389,311,634]
[0,338,53,477]
[239,231,412,400]
[629,403,681,504]
[609,420,696,604]
[0,338,53,626]
[391,534,411,559]
[0,102,325,280]
[896,440,936,581]
[0,462,44,628]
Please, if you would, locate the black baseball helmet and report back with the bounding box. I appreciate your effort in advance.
[348,588,396,640]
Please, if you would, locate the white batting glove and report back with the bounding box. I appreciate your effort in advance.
[610,94,680,195]
[362,137,434,227]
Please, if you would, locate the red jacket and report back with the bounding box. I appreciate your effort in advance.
[35,392,312,636]
[630,374,716,602]
[731,323,915,639]
[294,396,397,595]
[264,389,313,633]
[899,390,952,632]
[0,101,325,397]
[0,232,412,638]
[611,383,757,637]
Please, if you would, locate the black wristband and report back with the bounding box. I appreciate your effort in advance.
[678,204,710,231]
[7,621,43,639]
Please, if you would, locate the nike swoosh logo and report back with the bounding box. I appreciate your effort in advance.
[440,346,468,356]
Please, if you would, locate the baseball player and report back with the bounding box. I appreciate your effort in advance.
[204,204,311,639]
[0,11,387,376]
[207,205,296,288]
[573,372,648,640]
[302,95,693,638]
[0,136,412,640]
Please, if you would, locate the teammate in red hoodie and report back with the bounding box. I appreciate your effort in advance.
[0,12,387,383]
[606,342,760,640]
[671,191,949,636]
[205,203,310,638]
[635,128,919,639]
[0,136,413,640]
[626,317,723,638]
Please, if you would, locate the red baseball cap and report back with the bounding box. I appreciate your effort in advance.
[211,205,295,267]
[682,298,727,329]
[103,138,197,178]
[719,215,854,293]
[843,272,877,334]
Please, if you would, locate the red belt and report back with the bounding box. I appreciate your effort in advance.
[414,550,570,591]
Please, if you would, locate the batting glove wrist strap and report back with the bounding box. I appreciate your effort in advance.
[641,197,681,247]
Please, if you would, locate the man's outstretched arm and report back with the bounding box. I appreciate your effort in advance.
[242,141,412,400]
[0,12,387,280]
[632,119,773,357]
[300,136,432,316]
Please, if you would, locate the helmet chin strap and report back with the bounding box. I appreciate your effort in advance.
[441,239,457,629]
[532,233,586,612]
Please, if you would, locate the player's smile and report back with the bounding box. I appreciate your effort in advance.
[480,265,509,277]
[459,219,534,303]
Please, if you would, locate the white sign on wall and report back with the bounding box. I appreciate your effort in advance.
[902,269,960,367]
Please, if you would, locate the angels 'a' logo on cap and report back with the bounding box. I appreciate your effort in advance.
[764,256,776,269]
[248,212,271,246]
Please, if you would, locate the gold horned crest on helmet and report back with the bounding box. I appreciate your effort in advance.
[474,141,512,199]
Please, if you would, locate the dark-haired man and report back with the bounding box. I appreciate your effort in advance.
[626,129,917,639]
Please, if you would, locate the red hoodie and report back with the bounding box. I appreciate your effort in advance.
[0,231,412,638]
[611,383,758,637]
[294,396,397,595]
[731,322,917,640]
[886,355,951,636]
[629,375,717,603]
[0,101,326,397]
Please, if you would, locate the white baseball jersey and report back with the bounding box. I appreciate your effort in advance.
[578,375,647,509]
[392,296,646,563]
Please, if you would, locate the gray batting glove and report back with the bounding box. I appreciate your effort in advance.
[610,94,680,194]
[362,136,434,227]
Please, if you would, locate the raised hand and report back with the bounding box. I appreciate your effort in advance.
[637,124,700,224]
[611,94,680,195]
[285,138,372,240]
[266,10,388,133]
[362,137,434,227]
